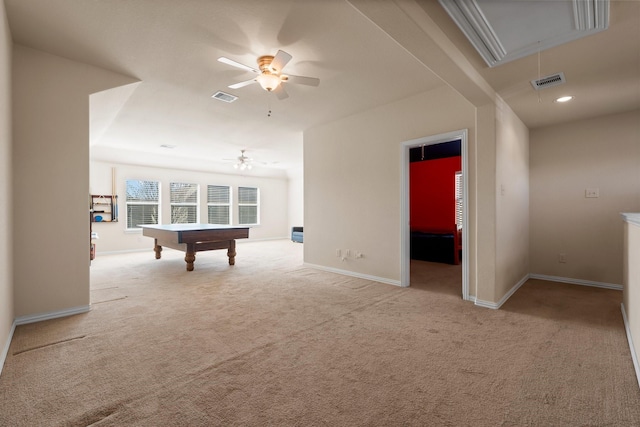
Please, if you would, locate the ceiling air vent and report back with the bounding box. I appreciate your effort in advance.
[211,91,238,103]
[531,72,566,90]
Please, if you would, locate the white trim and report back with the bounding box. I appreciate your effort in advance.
[303,263,401,287]
[621,303,640,390]
[0,320,17,378]
[400,129,469,300]
[97,237,292,256]
[14,305,91,326]
[438,0,608,67]
[97,248,149,255]
[239,237,291,243]
[529,274,622,291]
[474,274,529,310]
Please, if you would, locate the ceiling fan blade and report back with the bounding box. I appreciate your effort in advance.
[273,84,289,100]
[218,56,259,74]
[228,79,257,89]
[284,74,320,87]
[269,50,292,73]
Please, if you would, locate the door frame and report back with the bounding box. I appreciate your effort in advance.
[400,129,469,300]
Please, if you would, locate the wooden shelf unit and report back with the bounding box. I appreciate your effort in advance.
[90,194,118,223]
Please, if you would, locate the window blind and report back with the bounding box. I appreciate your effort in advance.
[455,172,463,230]
[126,180,160,228]
[170,182,198,224]
[238,186,259,225]
[207,185,230,225]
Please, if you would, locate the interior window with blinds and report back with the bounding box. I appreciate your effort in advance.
[238,186,259,225]
[126,179,160,229]
[170,182,199,224]
[455,171,463,230]
[207,185,231,225]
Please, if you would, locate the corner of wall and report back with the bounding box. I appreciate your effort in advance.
[0,0,15,378]
[621,303,640,390]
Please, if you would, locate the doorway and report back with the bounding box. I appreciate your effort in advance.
[400,130,469,300]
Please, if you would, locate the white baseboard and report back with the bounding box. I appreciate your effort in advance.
[1,305,91,378]
[529,274,623,291]
[99,237,293,256]
[0,320,16,378]
[241,237,291,243]
[14,305,91,326]
[303,263,401,287]
[97,248,149,255]
[474,274,529,310]
[621,303,640,390]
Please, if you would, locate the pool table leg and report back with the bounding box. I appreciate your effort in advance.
[153,240,162,259]
[185,243,196,271]
[227,240,236,265]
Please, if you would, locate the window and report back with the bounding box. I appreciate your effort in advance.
[126,179,159,229]
[238,186,259,225]
[455,171,463,230]
[207,185,231,225]
[170,182,199,224]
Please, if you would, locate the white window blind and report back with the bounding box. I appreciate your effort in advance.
[126,179,159,229]
[238,186,259,225]
[455,171,463,230]
[170,182,198,224]
[207,185,231,225]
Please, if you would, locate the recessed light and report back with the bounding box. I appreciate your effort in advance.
[555,96,574,103]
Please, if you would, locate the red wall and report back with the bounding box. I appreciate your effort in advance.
[410,156,461,231]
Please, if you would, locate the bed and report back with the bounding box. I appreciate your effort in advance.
[410,226,462,265]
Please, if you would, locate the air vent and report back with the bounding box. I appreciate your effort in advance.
[211,91,238,103]
[531,72,566,90]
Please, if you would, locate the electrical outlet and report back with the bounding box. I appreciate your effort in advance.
[558,253,567,263]
[585,188,599,198]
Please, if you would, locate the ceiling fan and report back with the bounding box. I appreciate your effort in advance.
[217,50,320,100]
[225,149,253,170]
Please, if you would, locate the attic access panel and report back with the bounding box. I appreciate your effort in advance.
[439,0,609,67]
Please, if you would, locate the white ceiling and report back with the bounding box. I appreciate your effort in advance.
[5,0,640,177]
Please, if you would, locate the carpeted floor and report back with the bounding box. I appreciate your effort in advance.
[1,239,639,426]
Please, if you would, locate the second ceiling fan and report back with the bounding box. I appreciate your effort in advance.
[218,50,320,100]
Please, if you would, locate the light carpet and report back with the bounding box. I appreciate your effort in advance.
[1,239,638,426]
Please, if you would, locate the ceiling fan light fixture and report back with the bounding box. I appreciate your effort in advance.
[257,72,281,91]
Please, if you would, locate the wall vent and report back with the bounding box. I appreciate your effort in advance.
[211,91,238,103]
[531,72,566,90]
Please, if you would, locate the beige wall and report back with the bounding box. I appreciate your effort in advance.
[12,46,137,317]
[0,0,13,365]
[304,85,475,284]
[622,217,640,385]
[495,97,530,301]
[474,103,498,302]
[90,161,291,253]
[530,110,640,285]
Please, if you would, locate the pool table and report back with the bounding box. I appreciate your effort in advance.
[140,224,250,271]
